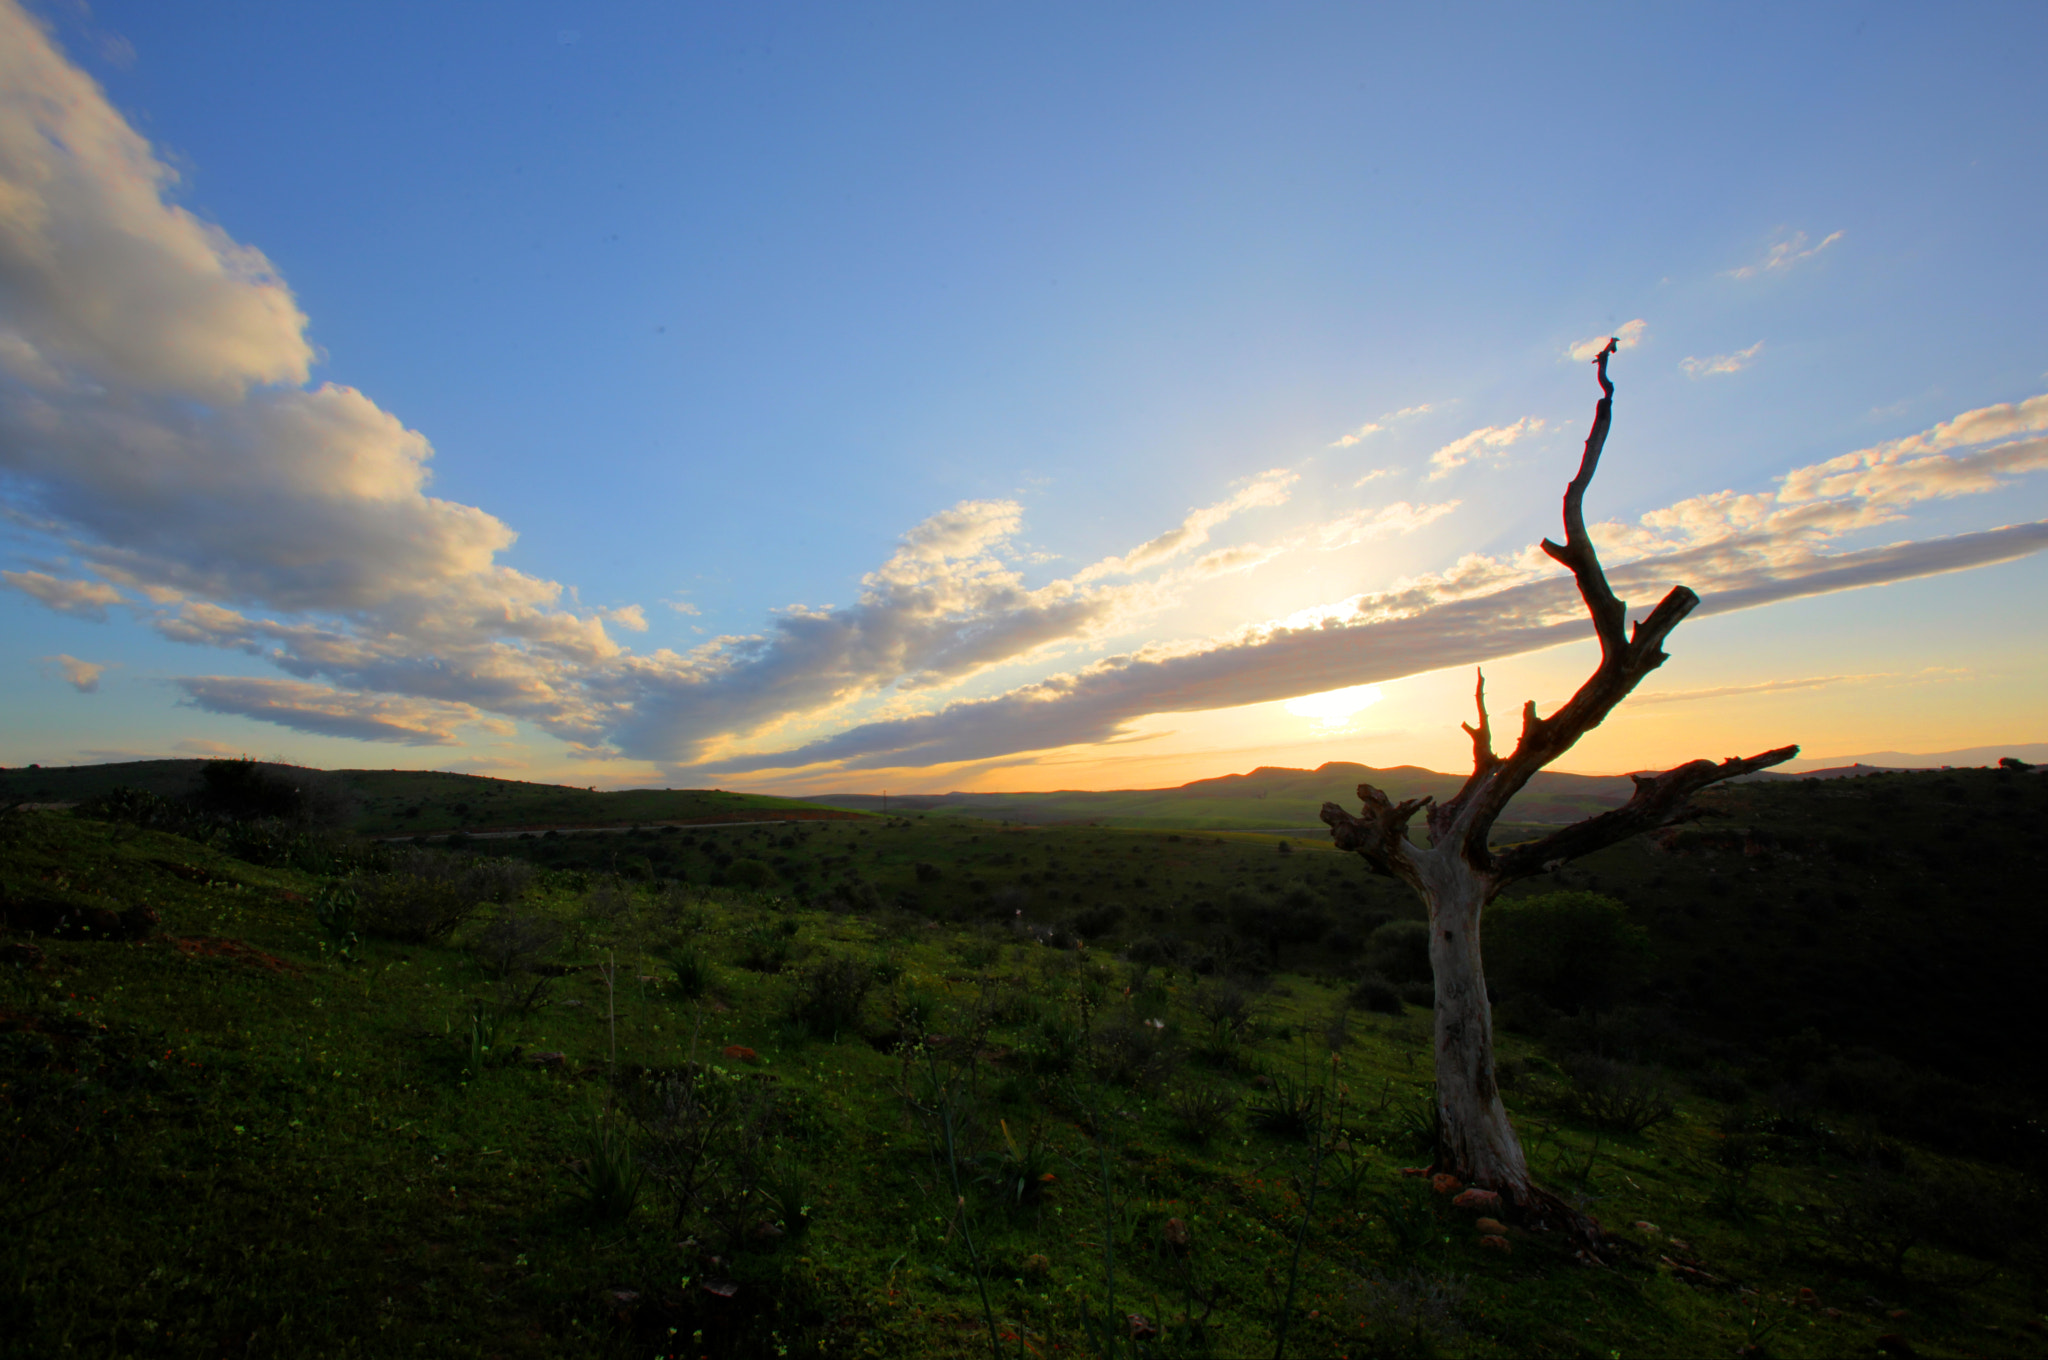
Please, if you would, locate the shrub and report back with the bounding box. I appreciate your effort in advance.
[1349,972,1404,1015]
[1346,1268,1468,1350]
[1091,1013,1178,1091]
[1487,891,1649,1015]
[195,758,353,828]
[1552,1055,1675,1134]
[1363,919,1432,985]
[568,1114,644,1224]
[1398,980,1435,1009]
[727,858,777,890]
[353,873,480,943]
[474,910,562,979]
[787,957,875,1038]
[1018,1013,1086,1076]
[1071,902,1125,939]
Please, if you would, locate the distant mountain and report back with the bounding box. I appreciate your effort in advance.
[809,761,1644,829]
[1779,742,2048,771]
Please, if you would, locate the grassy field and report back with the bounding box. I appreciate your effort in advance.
[2,770,2044,1357]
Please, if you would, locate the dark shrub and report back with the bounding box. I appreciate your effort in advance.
[475,909,563,979]
[196,758,354,828]
[1552,1055,1675,1133]
[1397,980,1435,1009]
[726,858,777,890]
[1363,919,1432,985]
[1092,1013,1178,1091]
[788,957,875,1038]
[1071,902,1125,939]
[354,874,479,943]
[1486,891,1648,1015]
[1349,972,1404,1015]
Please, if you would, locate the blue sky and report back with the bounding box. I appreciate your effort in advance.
[3,0,2045,791]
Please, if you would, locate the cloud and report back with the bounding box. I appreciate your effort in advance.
[1681,341,1763,378]
[1568,320,1646,363]
[174,676,489,746]
[1630,672,1914,705]
[47,653,104,692]
[665,599,702,616]
[1330,403,1434,449]
[605,604,649,632]
[1352,468,1396,487]
[1426,417,1545,480]
[1075,470,1295,580]
[0,4,312,403]
[2,568,123,618]
[1728,230,1843,280]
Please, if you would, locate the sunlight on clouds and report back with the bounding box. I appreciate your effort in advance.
[1426,418,1544,480]
[1284,683,1382,727]
[1075,470,1294,580]
[1568,319,1646,363]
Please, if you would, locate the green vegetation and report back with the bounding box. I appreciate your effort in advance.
[2,763,2044,1356]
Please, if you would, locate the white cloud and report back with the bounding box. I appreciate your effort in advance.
[174,676,491,746]
[47,653,104,692]
[1728,230,1843,280]
[1075,470,1295,580]
[1568,319,1646,363]
[1426,417,1545,480]
[2,568,123,618]
[0,4,312,402]
[1681,341,1764,378]
[1351,468,1396,487]
[605,604,649,632]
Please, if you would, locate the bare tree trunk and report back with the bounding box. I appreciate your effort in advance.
[1322,342,1799,1249]
[1418,853,1530,1199]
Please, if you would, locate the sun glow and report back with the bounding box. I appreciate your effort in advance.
[1284,683,1384,727]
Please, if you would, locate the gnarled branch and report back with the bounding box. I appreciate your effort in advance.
[1320,783,1431,882]
[1432,341,1711,862]
[1491,744,1799,882]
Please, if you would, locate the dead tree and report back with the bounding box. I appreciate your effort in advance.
[1321,341,1796,1240]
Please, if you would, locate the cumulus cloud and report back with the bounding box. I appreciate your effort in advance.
[1426,417,1545,480]
[47,653,104,692]
[174,677,489,746]
[1728,230,1843,280]
[1568,319,1646,363]
[1075,470,1295,580]
[3,568,123,618]
[1681,341,1763,378]
[0,5,312,402]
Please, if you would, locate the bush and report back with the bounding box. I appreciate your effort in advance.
[354,874,479,943]
[474,910,562,979]
[196,758,354,828]
[1552,1055,1675,1133]
[1486,891,1649,1015]
[1248,1069,1323,1140]
[726,858,777,890]
[665,943,713,1000]
[1363,919,1432,985]
[787,957,875,1038]
[1071,902,1125,939]
[1349,972,1404,1015]
[1092,1013,1178,1091]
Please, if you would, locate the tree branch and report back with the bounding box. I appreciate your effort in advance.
[1490,744,1799,882]
[1320,783,1431,882]
[1430,341,1708,862]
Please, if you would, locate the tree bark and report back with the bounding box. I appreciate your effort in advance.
[1322,341,1798,1247]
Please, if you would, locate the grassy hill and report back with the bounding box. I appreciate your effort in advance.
[2,764,2043,1355]
[0,759,861,837]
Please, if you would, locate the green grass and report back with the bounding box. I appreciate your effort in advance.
[3,782,2044,1357]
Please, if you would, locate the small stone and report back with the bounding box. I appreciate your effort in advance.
[722,1044,759,1063]
[1453,1187,1501,1210]
[1126,1313,1158,1341]
[1020,1253,1051,1278]
[1430,1173,1463,1196]
[1474,1217,1508,1235]
[1632,1220,1659,1233]
[1478,1234,1511,1253]
[1163,1217,1191,1254]
[1824,1307,1842,1320]
[1400,1166,1430,1178]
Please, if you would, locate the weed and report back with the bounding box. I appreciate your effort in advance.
[569,1111,643,1224]
[1552,1054,1675,1133]
[1165,1084,1238,1145]
[1249,1067,1323,1141]
[1346,1268,1468,1356]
